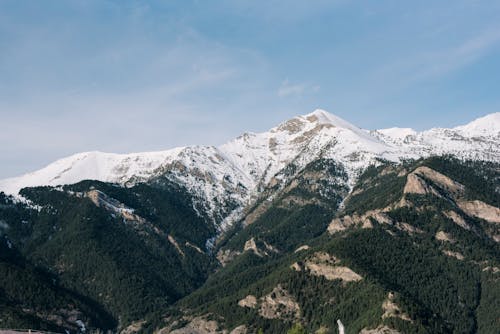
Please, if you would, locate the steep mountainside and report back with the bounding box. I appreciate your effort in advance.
[0,181,215,331]
[163,157,499,334]
[0,111,499,333]
[1,110,499,232]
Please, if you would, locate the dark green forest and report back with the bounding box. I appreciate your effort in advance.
[0,156,499,333]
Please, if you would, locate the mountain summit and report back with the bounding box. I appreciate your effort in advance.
[1,109,499,230]
[0,109,499,334]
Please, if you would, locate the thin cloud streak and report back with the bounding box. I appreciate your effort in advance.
[1,1,500,177]
[372,27,500,88]
[278,80,320,98]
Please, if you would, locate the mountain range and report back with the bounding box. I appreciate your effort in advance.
[1,109,499,232]
[0,110,499,334]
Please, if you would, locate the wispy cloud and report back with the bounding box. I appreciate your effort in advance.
[373,27,500,86]
[1,1,500,177]
[278,80,320,98]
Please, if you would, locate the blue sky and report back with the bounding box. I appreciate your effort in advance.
[1,0,500,178]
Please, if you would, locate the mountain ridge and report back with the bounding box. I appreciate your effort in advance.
[1,109,499,232]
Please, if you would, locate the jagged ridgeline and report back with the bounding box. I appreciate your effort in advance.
[161,157,499,334]
[0,110,499,333]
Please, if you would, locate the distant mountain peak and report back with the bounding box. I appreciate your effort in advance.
[1,109,499,233]
[453,112,500,137]
[301,109,359,130]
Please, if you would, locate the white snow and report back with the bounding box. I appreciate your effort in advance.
[453,112,500,137]
[1,109,499,231]
[375,128,417,142]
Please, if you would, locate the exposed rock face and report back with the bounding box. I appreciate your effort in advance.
[229,325,247,334]
[243,237,261,255]
[404,172,440,196]
[307,265,362,283]
[381,293,411,322]
[457,200,500,224]
[85,189,147,224]
[443,250,465,260]
[294,245,310,253]
[218,238,278,267]
[444,211,471,230]
[329,210,422,236]
[243,237,278,257]
[121,321,146,334]
[435,231,455,243]
[168,316,225,334]
[216,249,241,267]
[186,242,205,254]
[327,210,386,234]
[236,286,301,321]
[403,166,465,197]
[328,215,360,234]
[276,118,306,135]
[238,295,258,309]
[292,252,362,283]
[397,222,424,235]
[359,326,401,334]
[258,285,301,320]
[168,235,185,257]
[482,266,500,274]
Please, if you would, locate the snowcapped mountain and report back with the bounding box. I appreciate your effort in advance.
[372,112,500,161]
[1,109,499,230]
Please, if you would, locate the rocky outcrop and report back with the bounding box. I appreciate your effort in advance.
[217,238,278,266]
[186,242,205,254]
[243,238,261,255]
[328,215,361,234]
[328,210,422,236]
[216,249,241,267]
[327,210,385,234]
[85,189,148,224]
[443,250,465,260]
[237,295,258,308]
[243,237,279,257]
[307,265,362,283]
[258,285,301,320]
[121,321,146,334]
[404,172,441,196]
[237,286,300,321]
[482,266,500,274]
[403,166,465,197]
[168,235,185,257]
[229,325,247,334]
[359,326,401,334]
[435,231,455,243]
[292,252,362,283]
[457,200,500,224]
[444,211,471,230]
[294,245,310,253]
[381,293,411,322]
[167,316,225,334]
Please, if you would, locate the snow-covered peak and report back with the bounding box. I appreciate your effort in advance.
[376,128,417,141]
[0,149,185,195]
[372,112,500,163]
[220,109,399,192]
[453,112,500,137]
[1,109,499,232]
[302,109,359,130]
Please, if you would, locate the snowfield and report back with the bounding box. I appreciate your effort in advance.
[1,109,499,230]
